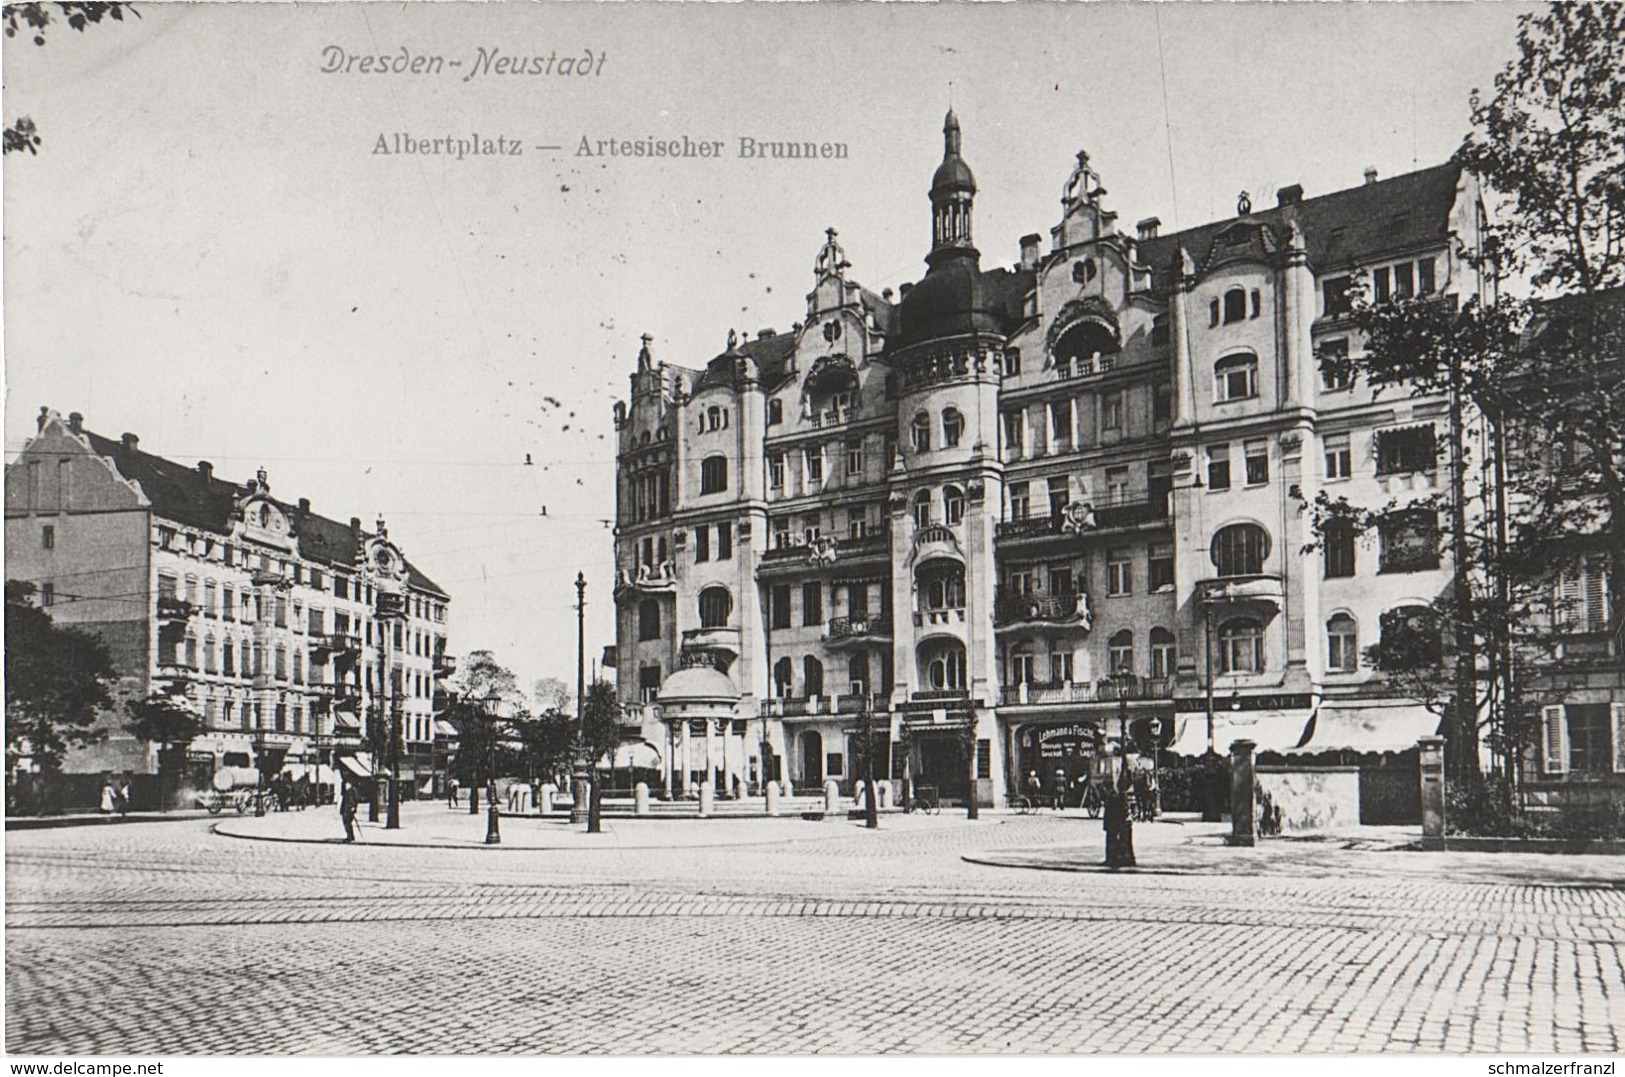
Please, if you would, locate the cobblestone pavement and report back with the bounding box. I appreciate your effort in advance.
[6,805,1623,1055]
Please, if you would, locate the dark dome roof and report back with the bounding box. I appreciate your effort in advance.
[932,154,976,195]
[895,255,1006,347]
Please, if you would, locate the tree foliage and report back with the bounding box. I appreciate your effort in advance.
[512,710,575,787]
[3,2,140,155]
[5,580,116,775]
[531,676,573,715]
[578,680,621,833]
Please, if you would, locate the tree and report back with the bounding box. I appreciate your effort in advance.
[3,2,139,155]
[125,694,204,813]
[1309,3,1625,790]
[5,581,116,786]
[513,710,575,789]
[532,676,573,716]
[444,650,528,814]
[578,680,622,834]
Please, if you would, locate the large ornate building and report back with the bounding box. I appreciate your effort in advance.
[611,112,1495,806]
[5,410,454,795]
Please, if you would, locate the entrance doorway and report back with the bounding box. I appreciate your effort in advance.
[917,734,968,801]
[799,730,824,791]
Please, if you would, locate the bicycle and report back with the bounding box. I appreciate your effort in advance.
[1081,782,1106,819]
[908,786,941,815]
[1008,794,1037,815]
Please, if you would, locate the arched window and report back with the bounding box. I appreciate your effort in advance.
[1053,320,1118,374]
[803,656,824,699]
[773,655,794,697]
[921,641,966,690]
[942,407,964,447]
[1215,352,1258,401]
[913,489,933,529]
[1327,614,1358,672]
[943,484,965,525]
[1108,629,1134,673]
[1211,523,1271,577]
[705,406,721,431]
[910,412,932,453]
[700,455,728,495]
[919,563,965,611]
[638,599,661,641]
[767,399,784,426]
[1150,627,1176,679]
[698,586,732,628]
[1222,287,1247,324]
[1217,618,1264,674]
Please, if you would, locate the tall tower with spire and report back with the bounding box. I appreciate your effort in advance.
[929,109,978,265]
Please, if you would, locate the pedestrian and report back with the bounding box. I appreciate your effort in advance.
[1053,768,1066,810]
[98,778,116,816]
[447,777,459,809]
[339,781,359,842]
[1024,770,1041,807]
[115,776,131,819]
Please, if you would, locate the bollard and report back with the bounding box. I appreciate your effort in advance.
[765,781,780,816]
[538,783,555,815]
[698,781,714,818]
[823,779,840,815]
[634,782,650,817]
[876,780,891,810]
[1417,735,1446,840]
[1227,739,1257,847]
[852,780,866,813]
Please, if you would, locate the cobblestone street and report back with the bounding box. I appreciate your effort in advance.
[6,805,1623,1055]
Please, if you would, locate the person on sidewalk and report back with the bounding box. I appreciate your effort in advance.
[98,778,116,817]
[447,777,459,809]
[339,781,359,842]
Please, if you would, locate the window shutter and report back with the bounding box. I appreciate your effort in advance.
[1542,705,1567,775]
[1612,703,1625,775]
[1582,556,1607,633]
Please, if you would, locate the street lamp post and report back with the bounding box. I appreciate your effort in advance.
[862,697,878,829]
[254,705,267,817]
[484,705,501,845]
[571,572,590,826]
[1104,665,1136,868]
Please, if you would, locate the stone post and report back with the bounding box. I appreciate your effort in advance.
[1227,739,1256,847]
[1418,735,1446,840]
[765,780,780,816]
[698,781,714,818]
[852,780,866,814]
[633,782,650,816]
[538,783,556,815]
[823,779,840,815]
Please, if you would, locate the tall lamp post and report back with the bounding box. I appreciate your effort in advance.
[1104,665,1136,867]
[484,703,501,845]
[571,572,590,826]
[862,696,878,829]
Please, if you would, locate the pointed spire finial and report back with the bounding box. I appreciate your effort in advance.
[943,108,961,157]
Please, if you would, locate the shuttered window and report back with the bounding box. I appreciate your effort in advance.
[1542,705,1567,775]
[1554,555,1610,634]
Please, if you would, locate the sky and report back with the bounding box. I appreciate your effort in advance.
[3,0,1532,691]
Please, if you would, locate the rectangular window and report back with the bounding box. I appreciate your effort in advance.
[694,526,710,563]
[1107,550,1132,596]
[1373,266,1392,304]
[1105,466,1130,505]
[1153,384,1172,426]
[1319,338,1351,391]
[1009,649,1035,685]
[846,439,863,477]
[1376,425,1437,475]
[1003,412,1025,457]
[1324,524,1356,579]
[40,582,55,606]
[1324,434,1352,480]
[802,582,822,626]
[1379,511,1441,573]
[976,739,991,780]
[41,525,54,549]
[717,524,732,560]
[768,453,785,490]
[1417,258,1436,296]
[1244,440,1269,486]
[1008,568,1035,596]
[772,521,790,550]
[1327,621,1359,672]
[1207,445,1231,491]
[1393,261,1414,300]
[1149,542,1175,592]
[1102,391,1124,432]
[1050,650,1074,684]
[770,585,792,630]
[826,753,844,778]
[1323,276,1352,318]
[1047,563,1073,597]
[639,665,661,704]
[805,447,824,486]
[1008,482,1030,521]
[1047,476,1069,519]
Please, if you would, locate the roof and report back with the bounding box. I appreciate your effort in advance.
[1136,163,1465,289]
[891,260,1034,351]
[656,665,740,703]
[78,427,447,597]
[691,331,799,394]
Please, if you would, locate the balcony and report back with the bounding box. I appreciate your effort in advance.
[761,528,890,568]
[156,596,196,622]
[615,561,677,593]
[1196,575,1285,615]
[911,523,965,566]
[913,607,966,629]
[999,677,1174,707]
[994,497,1170,544]
[826,614,893,646]
[994,589,1092,629]
[433,652,457,677]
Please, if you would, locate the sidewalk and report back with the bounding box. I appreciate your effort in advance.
[6,808,218,830]
[211,799,994,850]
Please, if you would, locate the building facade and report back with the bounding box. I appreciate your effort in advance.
[611,112,1496,807]
[5,410,454,795]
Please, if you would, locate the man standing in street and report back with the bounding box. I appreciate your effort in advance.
[340,781,359,843]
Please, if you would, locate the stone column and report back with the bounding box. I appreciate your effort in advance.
[765,781,780,816]
[1418,735,1446,840]
[1227,739,1256,847]
[705,720,718,793]
[679,720,691,795]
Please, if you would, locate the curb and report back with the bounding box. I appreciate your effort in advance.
[6,812,215,831]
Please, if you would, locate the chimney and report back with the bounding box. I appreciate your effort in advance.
[1364,167,1378,186]
[197,461,213,480]
[36,407,49,433]
[298,497,311,514]
[881,288,893,302]
[899,282,913,299]
[1136,217,1161,240]
[757,328,775,339]
[121,432,139,452]
[350,516,362,533]
[1276,184,1303,207]
[1019,233,1043,270]
[68,412,83,434]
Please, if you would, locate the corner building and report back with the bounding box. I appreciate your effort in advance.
[612,113,1486,807]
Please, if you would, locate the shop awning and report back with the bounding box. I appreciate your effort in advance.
[435,720,459,738]
[334,712,362,731]
[1167,712,1312,756]
[338,752,377,778]
[1287,706,1441,753]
